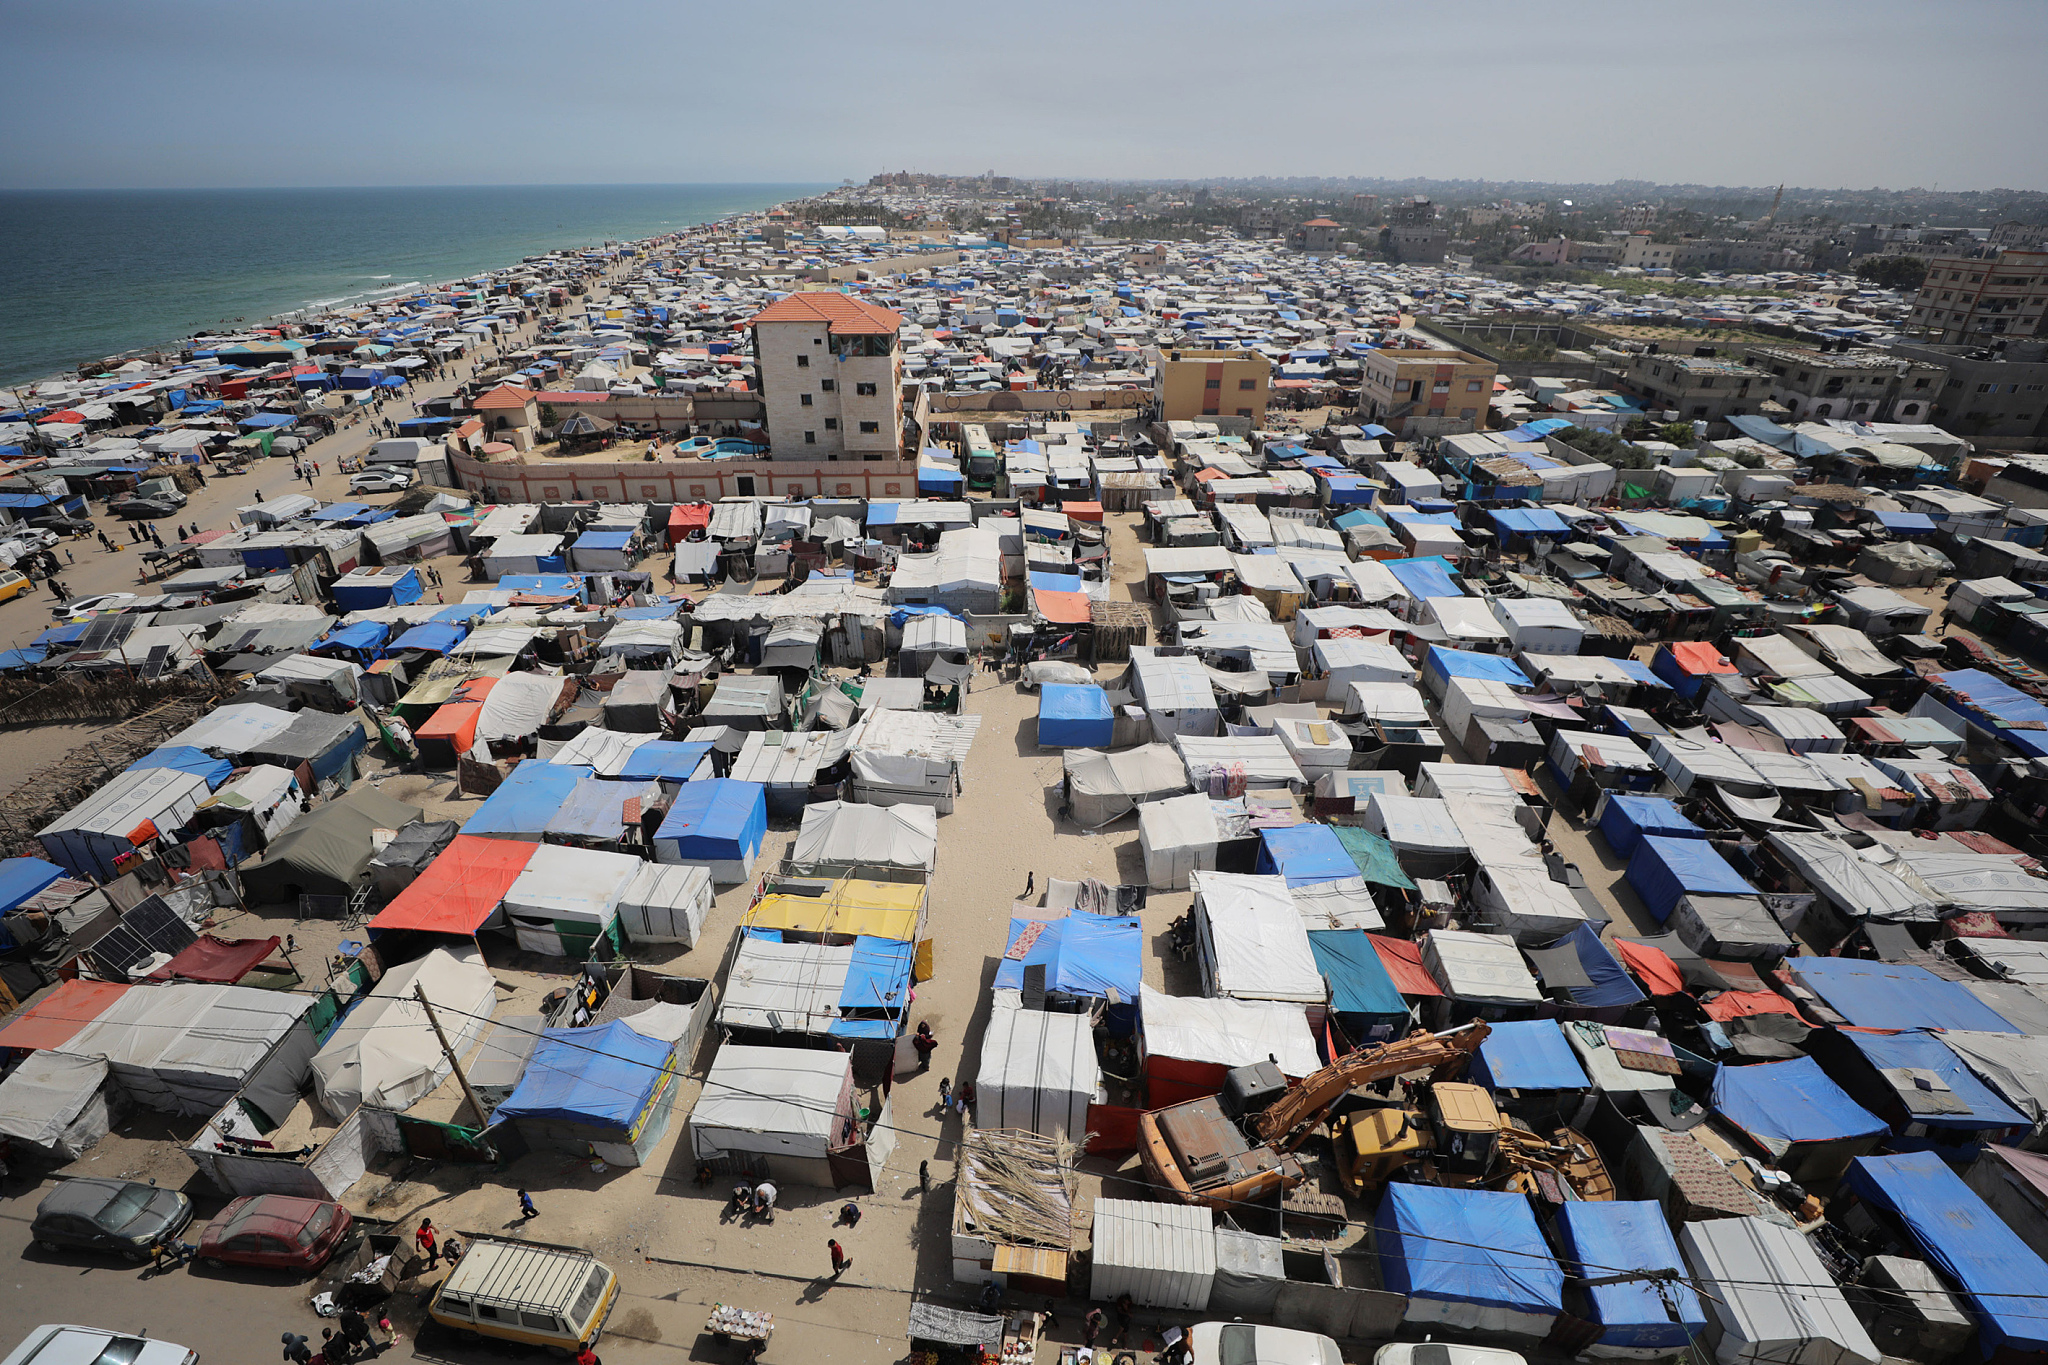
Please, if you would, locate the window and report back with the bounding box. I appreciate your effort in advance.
[1691,405,1708,416]
[796,353,809,368]
[1432,381,1450,394]
[1204,378,1221,390]
[804,431,816,444]
[823,418,838,430]
[856,382,877,396]
[1460,408,1476,420]
[859,421,880,434]
[1238,378,1255,390]
[439,1296,472,1316]
[520,1312,564,1331]
[1979,383,1996,392]
[1236,408,1252,418]
[814,337,824,345]
[799,393,813,406]
[819,379,834,392]
[1465,379,1482,392]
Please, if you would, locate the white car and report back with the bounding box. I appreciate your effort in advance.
[1373,1344,1528,1365]
[53,592,140,619]
[1191,1322,1344,1365]
[349,468,415,493]
[2,1325,197,1365]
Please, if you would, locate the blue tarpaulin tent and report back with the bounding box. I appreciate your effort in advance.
[1377,1184,1564,1327]
[652,779,767,880]
[1385,556,1462,600]
[1597,794,1707,858]
[1471,1020,1591,1091]
[1037,684,1114,748]
[0,647,48,671]
[0,857,66,912]
[124,745,234,790]
[1713,1056,1887,1160]
[313,620,391,659]
[1626,835,1754,924]
[495,1018,672,1127]
[1305,929,1410,1042]
[1489,507,1573,538]
[617,741,713,783]
[993,915,1141,1001]
[1421,646,1531,694]
[390,621,466,656]
[1255,824,1358,888]
[1553,1202,1708,1352]
[1792,958,2020,1033]
[463,762,583,839]
[1838,1029,2029,1135]
[833,936,917,1038]
[1531,923,1645,1012]
[1847,1152,2048,1358]
[1921,670,2048,761]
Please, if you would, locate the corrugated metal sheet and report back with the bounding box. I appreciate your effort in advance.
[1088,1198,1214,1309]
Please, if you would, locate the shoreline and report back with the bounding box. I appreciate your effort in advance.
[2,184,815,396]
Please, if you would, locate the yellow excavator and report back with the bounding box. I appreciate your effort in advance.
[1331,1080,1617,1203]
[1137,1023,1490,1208]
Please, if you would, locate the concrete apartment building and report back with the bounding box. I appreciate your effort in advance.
[1614,352,1767,422]
[1154,348,1272,424]
[1358,348,1496,435]
[1908,250,2048,344]
[1295,218,1342,253]
[1891,339,2048,448]
[1385,196,1449,263]
[747,291,906,460]
[1620,234,1677,270]
[1745,344,1945,423]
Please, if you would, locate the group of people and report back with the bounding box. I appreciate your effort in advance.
[279,1305,386,1365]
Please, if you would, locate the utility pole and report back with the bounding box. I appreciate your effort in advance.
[414,984,488,1129]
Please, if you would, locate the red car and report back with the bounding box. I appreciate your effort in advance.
[197,1195,353,1271]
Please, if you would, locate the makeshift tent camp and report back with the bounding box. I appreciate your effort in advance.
[1037,684,1115,748]
[309,948,498,1119]
[790,801,938,877]
[1136,984,1322,1108]
[1377,1183,1564,1335]
[1712,1057,1887,1182]
[1063,745,1191,828]
[1820,1027,2029,1140]
[1626,835,1755,924]
[690,1044,866,1189]
[368,835,533,940]
[993,914,1142,1003]
[977,1002,1100,1140]
[1469,1020,1591,1093]
[237,784,423,904]
[1680,1218,1879,1365]
[1137,793,1221,890]
[37,766,213,879]
[501,843,639,958]
[1191,871,1325,1004]
[1553,1201,1707,1356]
[461,759,580,841]
[1522,923,1645,1015]
[1254,823,1357,888]
[614,862,713,947]
[1787,958,2019,1033]
[652,779,768,882]
[1594,792,1708,859]
[1847,1151,2048,1358]
[491,1017,681,1167]
[1305,930,1411,1046]
[0,1052,121,1161]
[60,981,317,1117]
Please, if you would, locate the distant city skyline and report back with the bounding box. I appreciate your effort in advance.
[2,0,2043,193]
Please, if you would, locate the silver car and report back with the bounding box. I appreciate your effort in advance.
[29,1179,192,1262]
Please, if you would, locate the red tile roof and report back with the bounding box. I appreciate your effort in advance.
[472,384,538,411]
[746,292,903,336]
[1302,218,1340,227]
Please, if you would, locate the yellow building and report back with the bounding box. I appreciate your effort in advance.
[1153,348,1271,425]
[1358,349,1497,435]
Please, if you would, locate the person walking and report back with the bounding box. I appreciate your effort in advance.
[518,1189,537,1221]
[336,1307,374,1359]
[912,1020,937,1071]
[828,1239,850,1276]
[1023,870,1034,899]
[415,1217,438,1269]
[937,1077,952,1110]
[282,1333,313,1365]
[1083,1307,1106,1348]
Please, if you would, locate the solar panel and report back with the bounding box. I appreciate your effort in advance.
[140,644,174,680]
[88,894,198,980]
[78,613,136,652]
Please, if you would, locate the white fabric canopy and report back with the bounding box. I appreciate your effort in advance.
[1138,792,1221,890]
[691,1044,850,1161]
[1192,870,1325,1003]
[791,801,938,872]
[1064,745,1191,827]
[1681,1217,1879,1365]
[977,999,1099,1139]
[309,948,497,1119]
[473,671,561,743]
[1138,984,1320,1076]
[616,862,712,947]
[0,1053,115,1159]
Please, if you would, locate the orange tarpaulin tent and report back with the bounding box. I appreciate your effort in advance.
[369,835,535,938]
[0,979,129,1052]
[1368,933,1444,997]
[416,677,497,766]
[1033,589,1092,625]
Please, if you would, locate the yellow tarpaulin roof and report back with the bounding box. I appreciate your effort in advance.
[742,879,925,941]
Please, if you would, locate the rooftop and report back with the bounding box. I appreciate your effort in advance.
[1747,345,1914,371]
[747,292,904,336]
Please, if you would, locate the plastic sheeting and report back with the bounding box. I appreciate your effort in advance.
[1553,1201,1707,1352]
[1471,1020,1590,1091]
[1596,793,1706,859]
[1138,793,1219,890]
[1712,1057,1886,1156]
[652,779,767,880]
[62,981,315,1117]
[791,801,938,872]
[310,948,497,1119]
[1192,871,1326,1004]
[691,1044,849,1162]
[1846,1151,2048,1357]
[238,784,423,902]
[1627,835,1754,925]
[1065,744,1192,829]
[993,914,1142,1001]
[1377,1184,1564,1329]
[1528,923,1645,1011]
[1938,1031,2048,1126]
[1789,959,2020,1033]
[369,835,532,937]
[977,1002,1098,1139]
[1254,823,1356,888]
[1767,832,1939,924]
[473,671,561,743]
[494,1017,674,1129]
[0,856,64,911]
[1681,1217,1879,1365]
[1840,1029,2029,1132]
[0,1052,115,1159]
[1305,929,1410,1039]
[1137,984,1322,1077]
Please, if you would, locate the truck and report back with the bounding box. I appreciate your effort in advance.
[961,423,1001,491]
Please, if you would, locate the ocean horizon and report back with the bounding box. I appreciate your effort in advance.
[0,182,829,390]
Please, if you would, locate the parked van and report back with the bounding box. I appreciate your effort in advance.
[427,1238,617,1351]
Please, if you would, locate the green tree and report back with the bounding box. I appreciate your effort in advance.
[1855,255,1928,291]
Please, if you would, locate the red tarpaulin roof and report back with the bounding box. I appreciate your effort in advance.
[668,503,712,529]
[1367,933,1443,997]
[145,934,282,985]
[416,701,483,750]
[369,835,534,938]
[1033,589,1092,625]
[1612,938,1686,996]
[0,979,129,1052]
[1669,642,1736,675]
[1701,989,1803,1022]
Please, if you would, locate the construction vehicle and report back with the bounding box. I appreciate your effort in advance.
[1137,1023,1489,1208]
[1331,1081,1616,1204]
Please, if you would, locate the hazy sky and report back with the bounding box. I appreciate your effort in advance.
[4,0,2043,192]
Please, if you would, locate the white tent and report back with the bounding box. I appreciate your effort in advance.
[1137,984,1321,1079]
[615,862,713,947]
[1346,682,1432,724]
[690,1044,859,1188]
[1138,793,1221,890]
[886,527,1003,615]
[1191,871,1325,1003]
[1089,1199,1215,1311]
[791,801,938,876]
[61,982,316,1117]
[1176,734,1305,793]
[719,937,854,1035]
[1063,745,1191,828]
[473,672,562,745]
[1131,652,1220,740]
[1422,929,1542,1005]
[1273,716,1353,786]
[1363,792,1467,878]
[309,948,498,1119]
[37,765,215,880]
[0,1053,120,1161]
[480,533,564,580]
[547,726,657,774]
[1313,637,1415,690]
[977,998,1099,1140]
[1680,1218,1879,1365]
[503,844,639,956]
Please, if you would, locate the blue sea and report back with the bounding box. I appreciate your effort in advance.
[0,183,827,389]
